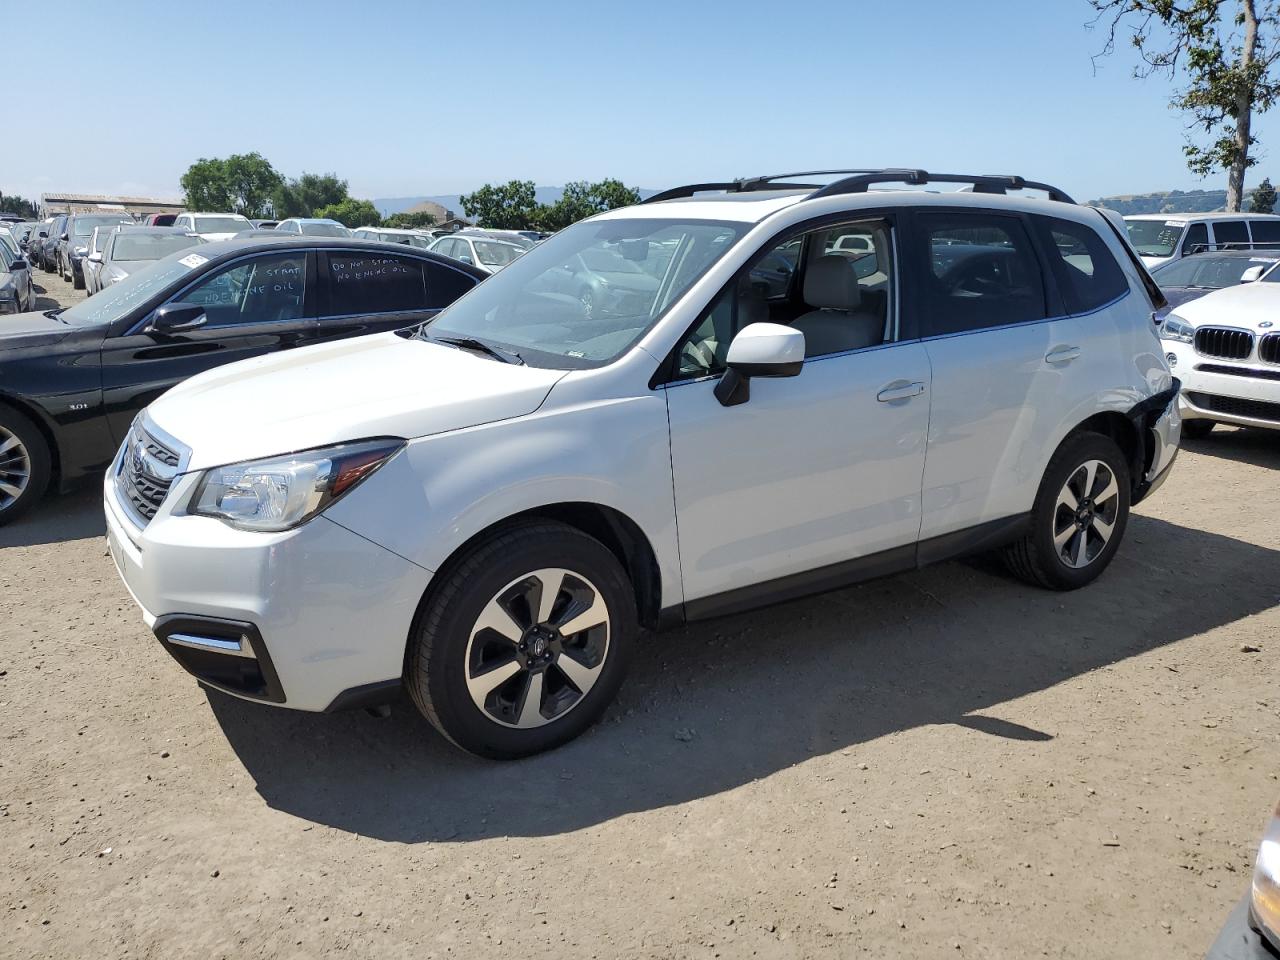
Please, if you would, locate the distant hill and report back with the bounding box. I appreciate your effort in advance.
[1086,189,1233,215]
[374,185,658,218]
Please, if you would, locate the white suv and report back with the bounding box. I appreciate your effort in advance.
[104,169,1181,759]
[1123,212,1280,270]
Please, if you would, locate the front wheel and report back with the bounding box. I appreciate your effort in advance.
[1003,432,1131,590]
[407,521,636,759]
[0,405,52,526]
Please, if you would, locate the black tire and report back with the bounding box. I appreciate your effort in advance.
[1002,431,1131,591]
[72,265,84,290]
[0,404,52,526]
[407,520,636,759]
[1181,419,1214,440]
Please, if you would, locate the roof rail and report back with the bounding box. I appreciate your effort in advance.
[642,168,1075,205]
[1184,241,1280,254]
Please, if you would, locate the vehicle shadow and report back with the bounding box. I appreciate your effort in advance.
[1183,426,1280,470]
[207,514,1276,843]
[0,486,105,549]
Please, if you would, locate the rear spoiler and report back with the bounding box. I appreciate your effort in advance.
[1091,207,1168,311]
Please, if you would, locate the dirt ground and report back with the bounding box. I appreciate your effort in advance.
[1,269,1278,959]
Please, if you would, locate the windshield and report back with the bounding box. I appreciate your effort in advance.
[195,216,249,233]
[1153,254,1278,288]
[300,221,351,237]
[426,217,744,368]
[75,215,131,237]
[59,253,201,326]
[474,241,523,267]
[1125,219,1185,258]
[112,233,203,262]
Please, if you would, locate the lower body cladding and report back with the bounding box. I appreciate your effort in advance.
[104,469,431,712]
[1164,340,1280,430]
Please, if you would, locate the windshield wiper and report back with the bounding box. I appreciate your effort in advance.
[431,335,525,365]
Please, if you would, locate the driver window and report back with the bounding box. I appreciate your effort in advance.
[919,212,1046,336]
[179,253,307,326]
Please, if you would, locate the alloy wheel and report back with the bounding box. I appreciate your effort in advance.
[464,567,611,729]
[0,426,32,510]
[1052,458,1120,569]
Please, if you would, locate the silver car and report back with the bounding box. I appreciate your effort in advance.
[94,227,204,291]
[0,229,34,314]
[82,226,116,295]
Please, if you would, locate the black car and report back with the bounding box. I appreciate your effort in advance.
[1150,247,1280,318]
[35,215,66,272]
[0,236,486,523]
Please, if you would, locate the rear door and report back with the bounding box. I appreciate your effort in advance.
[99,248,316,440]
[912,208,1070,542]
[313,249,479,343]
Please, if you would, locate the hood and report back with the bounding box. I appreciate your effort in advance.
[1165,280,1280,329]
[0,310,74,351]
[146,332,567,470]
[1154,285,1214,318]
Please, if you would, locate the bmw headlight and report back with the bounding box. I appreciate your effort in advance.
[190,438,404,531]
[1252,799,1280,950]
[1160,314,1195,344]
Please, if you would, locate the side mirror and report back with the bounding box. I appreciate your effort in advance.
[714,322,805,407]
[1240,264,1266,283]
[88,253,102,264]
[145,302,207,334]
[10,259,27,272]
[60,232,69,241]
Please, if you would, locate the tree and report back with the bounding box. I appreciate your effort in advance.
[1251,175,1277,210]
[460,180,539,229]
[1089,0,1280,211]
[383,210,438,229]
[0,193,37,219]
[273,172,349,220]
[179,153,282,217]
[534,179,642,231]
[314,197,381,228]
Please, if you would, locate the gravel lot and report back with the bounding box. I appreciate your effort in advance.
[1,269,1278,958]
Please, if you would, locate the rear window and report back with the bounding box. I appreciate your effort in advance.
[1034,216,1129,314]
[326,253,428,315]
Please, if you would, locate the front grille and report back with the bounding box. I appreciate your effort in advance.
[1194,363,1280,382]
[1194,326,1254,360]
[116,426,181,525]
[1261,333,1280,364]
[1185,391,1280,423]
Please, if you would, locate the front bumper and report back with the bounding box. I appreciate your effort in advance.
[1164,339,1280,430]
[103,453,432,712]
[1205,896,1278,959]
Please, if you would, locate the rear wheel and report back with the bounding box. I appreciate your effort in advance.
[0,405,51,526]
[407,521,636,759]
[1003,432,1131,590]
[1181,419,1214,440]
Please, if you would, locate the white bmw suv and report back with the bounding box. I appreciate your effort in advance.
[104,169,1181,759]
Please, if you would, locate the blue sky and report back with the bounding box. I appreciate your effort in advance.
[6,0,1276,204]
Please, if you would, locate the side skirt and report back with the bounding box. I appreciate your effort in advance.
[670,514,1031,625]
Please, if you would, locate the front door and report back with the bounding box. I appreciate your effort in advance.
[100,249,315,441]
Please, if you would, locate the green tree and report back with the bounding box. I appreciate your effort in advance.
[535,179,642,231]
[460,180,539,229]
[0,193,37,219]
[180,153,282,217]
[383,210,438,229]
[314,197,381,228]
[1250,175,1277,211]
[1089,0,1280,211]
[273,172,349,219]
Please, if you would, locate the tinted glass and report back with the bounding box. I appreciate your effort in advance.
[74,216,131,236]
[425,261,477,307]
[181,252,307,325]
[1182,222,1209,254]
[1155,254,1279,288]
[1249,220,1280,244]
[300,221,351,237]
[195,216,250,233]
[1213,221,1249,246]
[112,234,202,261]
[919,213,1046,335]
[1034,216,1128,314]
[326,253,427,315]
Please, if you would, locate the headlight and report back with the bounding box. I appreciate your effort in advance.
[189,438,404,532]
[1252,799,1280,949]
[1160,314,1195,343]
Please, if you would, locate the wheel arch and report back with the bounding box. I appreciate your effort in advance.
[1067,411,1144,492]
[418,501,664,633]
[0,392,61,485]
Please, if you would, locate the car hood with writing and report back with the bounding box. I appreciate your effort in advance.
[0,310,73,351]
[146,332,568,470]
[1164,280,1280,329]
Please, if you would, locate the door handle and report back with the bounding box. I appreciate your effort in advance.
[1045,345,1081,364]
[876,380,926,403]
